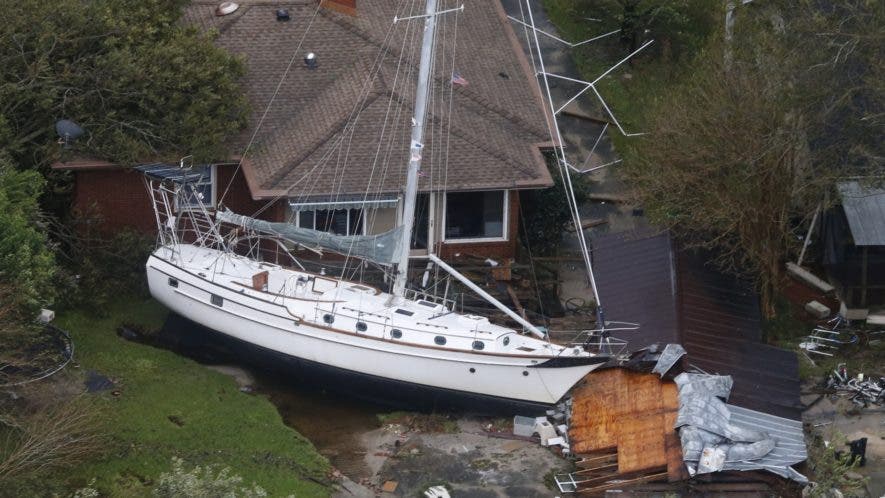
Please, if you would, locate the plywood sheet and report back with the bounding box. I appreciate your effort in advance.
[569,368,680,473]
[617,413,667,473]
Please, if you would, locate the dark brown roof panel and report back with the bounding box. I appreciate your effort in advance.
[184,1,553,197]
[592,229,803,420]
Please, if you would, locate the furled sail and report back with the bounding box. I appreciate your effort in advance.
[216,209,404,266]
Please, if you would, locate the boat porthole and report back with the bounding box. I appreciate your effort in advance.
[391,329,402,339]
[503,337,510,346]
[210,294,223,307]
[434,336,446,346]
[323,314,334,324]
[469,368,476,373]
[522,370,529,376]
[472,341,485,351]
[356,321,367,332]
[168,277,178,288]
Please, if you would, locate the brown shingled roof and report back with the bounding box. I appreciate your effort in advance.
[184,1,553,199]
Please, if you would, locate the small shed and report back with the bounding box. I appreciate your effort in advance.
[821,181,885,314]
[591,228,803,420]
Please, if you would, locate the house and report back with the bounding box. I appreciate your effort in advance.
[54,0,554,262]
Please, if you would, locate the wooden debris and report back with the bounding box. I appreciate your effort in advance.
[505,284,527,319]
[588,193,630,203]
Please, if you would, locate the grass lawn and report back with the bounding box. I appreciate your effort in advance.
[51,297,330,497]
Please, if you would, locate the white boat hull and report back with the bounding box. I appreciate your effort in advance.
[146,252,606,410]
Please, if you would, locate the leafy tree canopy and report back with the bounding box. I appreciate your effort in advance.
[620,0,883,315]
[0,0,248,170]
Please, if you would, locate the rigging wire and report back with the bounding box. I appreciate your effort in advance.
[250,2,409,220]
[218,2,325,206]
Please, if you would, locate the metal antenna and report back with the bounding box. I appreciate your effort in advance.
[513,1,653,332]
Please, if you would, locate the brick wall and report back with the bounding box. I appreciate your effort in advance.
[216,164,285,222]
[71,168,156,234]
[69,164,286,236]
[69,165,519,261]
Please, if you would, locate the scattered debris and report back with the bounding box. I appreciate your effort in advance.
[651,343,686,377]
[800,321,859,358]
[786,262,835,294]
[84,370,114,393]
[38,308,55,323]
[822,364,884,408]
[674,373,807,481]
[423,485,450,498]
[805,300,831,319]
[381,480,398,492]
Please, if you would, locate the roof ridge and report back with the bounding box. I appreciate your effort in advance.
[321,5,548,141]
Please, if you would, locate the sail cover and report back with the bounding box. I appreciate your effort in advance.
[216,209,405,266]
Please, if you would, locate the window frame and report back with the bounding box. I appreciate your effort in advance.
[174,165,216,212]
[293,207,367,236]
[441,190,509,244]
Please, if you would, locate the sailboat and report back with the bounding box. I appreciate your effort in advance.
[141,0,617,413]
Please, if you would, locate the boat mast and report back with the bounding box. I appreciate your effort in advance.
[392,0,439,298]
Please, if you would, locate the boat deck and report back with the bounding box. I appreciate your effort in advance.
[158,244,587,359]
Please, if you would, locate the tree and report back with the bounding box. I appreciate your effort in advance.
[521,154,592,256]
[0,0,248,172]
[620,0,883,316]
[544,0,717,62]
[0,155,55,316]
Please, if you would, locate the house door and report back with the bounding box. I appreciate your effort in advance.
[409,193,434,257]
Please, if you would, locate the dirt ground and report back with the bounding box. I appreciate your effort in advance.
[802,394,885,497]
[332,418,570,498]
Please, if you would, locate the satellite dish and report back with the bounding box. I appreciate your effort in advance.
[55,119,84,140]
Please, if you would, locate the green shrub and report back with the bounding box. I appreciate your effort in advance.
[152,457,280,498]
[520,154,592,256]
[0,157,56,316]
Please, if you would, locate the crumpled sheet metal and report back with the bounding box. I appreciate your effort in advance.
[675,372,733,400]
[674,373,807,482]
[651,343,686,376]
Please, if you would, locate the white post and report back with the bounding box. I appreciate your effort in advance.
[392,0,439,298]
[429,254,546,338]
[797,203,821,267]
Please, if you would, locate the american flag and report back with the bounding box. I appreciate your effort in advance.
[451,71,468,86]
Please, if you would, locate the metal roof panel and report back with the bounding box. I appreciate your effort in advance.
[838,181,885,246]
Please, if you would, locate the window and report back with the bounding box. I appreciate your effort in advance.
[168,278,178,288]
[177,166,215,210]
[444,191,506,241]
[210,294,223,307]
[297,209,364,235]
[472,341,485,351]
[390,329,403,339]
[434,336,447,345]
[356,322,367,332]
[323,314,335,324]
[394,309,414,317]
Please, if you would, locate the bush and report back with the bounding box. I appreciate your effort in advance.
[56,215,155,315]
[806,432,867,497]
[520,153,592,255]
[0,397,104,483]
[0,157,56,317]
[153,458,279,498]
